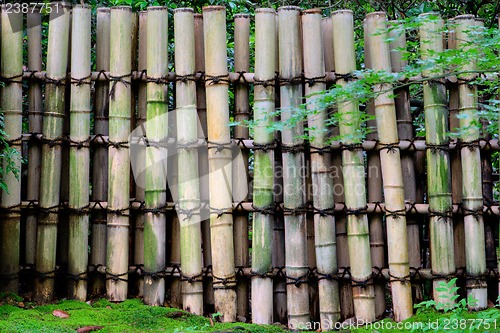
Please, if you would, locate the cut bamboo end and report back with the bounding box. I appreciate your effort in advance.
[174,7,194,13]
[302,8,321,15]
[202,5,225,12]
[255,8,275,14]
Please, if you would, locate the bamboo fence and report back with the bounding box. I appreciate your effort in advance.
[1,3,500,329]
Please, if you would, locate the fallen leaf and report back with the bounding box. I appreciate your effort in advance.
[52,309,70,319]
[209,317,214,326]
[76,326,104,333]
[165,311,185,319]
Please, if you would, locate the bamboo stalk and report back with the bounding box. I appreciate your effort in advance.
[251,8,276,325]
[389,19,423,303]
[34,2,71,302]
[133,10,147,298]
[68,4,91,301]
[203,6,237,321]
[323,16,354,321]
[455,15,487,310]
[0,6,23,293]
[26,7,43,267]
[174,8,204,315]
[90,7,110,296]
[194,13,214,312]
[419,13,455,305]
[273,11,288,324]
[302,9,341,327]
[277,6,309,329]
[363,19,386,319]
[233,13,250,320]
[143,6,168,306]
[332,9,375,323]
[107,6,132,302]
[365,12,413,321]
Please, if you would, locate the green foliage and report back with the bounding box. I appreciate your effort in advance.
[0,127,22,194]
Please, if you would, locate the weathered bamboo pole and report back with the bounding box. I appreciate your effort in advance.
[251,8,276,325]
[419,13,455,304]
[194,13,214,312]
[34,2,71,302]
[233,13,250,320]
[26,7,43,268]
[332,9,375,323]
[273,11,288,324]
[90,7,110,296]
[68,4,91,301]
[363,19,386,319]
[365,12,413,321]
[174,8,204,315]
[447,20,466,283]
[389,19,423,303]
[134,10,147,298]
[455,15,487,309]
[277,6,309,329]
[107,6,132,301]
[203,6,237,321]
[143,6,168,306]
[302,9,341,327]
[0,6,23,293]
[323,16,354,321]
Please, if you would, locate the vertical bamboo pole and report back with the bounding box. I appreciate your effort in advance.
[302,9,341,327]
[107,6,132,302]
[273,12,288,324]
[277,6,309,329]
[363,20,386,319]
[233,13,250,320]
[447,20,466,278]
[0,6,23,293]
[134,10,147,298]
[365,12,413,321]
[91,7,110,296]
[251,8,276,325]
[389,20,423,303]
[26,7,43,267]
[203,6,236,321]
[143,6,168,306]
[332,9,375,323]
[419,13,455,304]
[323,16,354,320]
[174,8,204,315]
[68,4,91,301]
[34,2,71,302]
[454,15,487,309]
[194,13,214,312]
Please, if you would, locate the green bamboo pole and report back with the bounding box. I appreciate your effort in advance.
[323,16,354,321]
[194,13,214,311]
[277,6,309,329]
[363,21,386,319]
[203,6,236,321]
[454,15,487,310]
[26,7,43,267]
[143,6,168,306]
[90,7,110,296]
[332,9,375,323]
[0,6,22,293]
[34,2,71,302]
[134,10,147,298]
[251,8,276,325]
[365,12,413,321]
[107,6,132,302]
[302,8,341,328]
[389,20,423,303]
[419,13,455,305]
[174,8,204,315]
[68,4,91,301]
[233,13,250,319]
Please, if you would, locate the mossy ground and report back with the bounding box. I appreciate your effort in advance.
[1,293,500,333]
